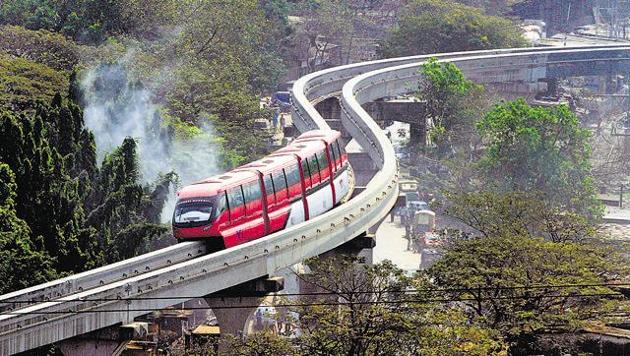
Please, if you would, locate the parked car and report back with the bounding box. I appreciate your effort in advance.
[271,91,291,108]
[405,192,428,211]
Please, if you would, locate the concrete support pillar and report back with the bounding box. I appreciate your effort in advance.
[545,79,555,98]
[204,277,284,339]
[605,73,616,95]
[318,232,376,264]
[409,123,425,147]
[364,101,387,127]
[205,296,264,338]
[366,99,428,147]
[540,77,558,98]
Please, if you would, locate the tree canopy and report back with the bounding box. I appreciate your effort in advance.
[0,53,69,112]
[417,58,485,158]
[428,233,621,353]
[476,98,601,217]
[289,257,508,355]
[0,93,175,291]
[379,0,527,58]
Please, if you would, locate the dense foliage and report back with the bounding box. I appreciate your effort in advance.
[0,53,69,112]
[417,58,485,158]
[0,92,173,292]
[0,25,82,71]
[379,0,527,57]
[430,189,626,354]
[0,162,55,290]
[445,191,594,242]
[0,0,176,43]
[287,258,508,355]
[429,233,619,353]
[476,98,601,217]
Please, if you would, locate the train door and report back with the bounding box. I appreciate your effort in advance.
[284,162,309,224]
[263,174,275,207]
[225,186,246,247]
[242,181,264,240]
[318,147,336,205]
[268,170,289,232]
[284,164,302,199]
[300,158,312,189]
[307,154,321,187]
[329,142,339,171]
[214,191,230,227]
[316,150,330,182]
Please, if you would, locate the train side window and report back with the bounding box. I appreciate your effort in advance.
[228,188,244,207]
[310,154,321,180]
[317,151,328,177]
[214,192,228,219]
[301,158,311,178]
[227,187,244,218]
[285,164,301,187]
[273,170,287,194]
[244,182,261,203]
[264,174,275,203]
[330,144,337,171]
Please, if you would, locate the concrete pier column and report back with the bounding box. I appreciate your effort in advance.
[204,296,265,338]
[318,232,376,264]
[204,277,284,339]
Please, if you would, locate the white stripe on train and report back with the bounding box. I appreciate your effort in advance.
[286,169,351,227]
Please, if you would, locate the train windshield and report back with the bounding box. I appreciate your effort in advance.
[173,200,214,226]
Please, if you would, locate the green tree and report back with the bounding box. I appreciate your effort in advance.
[379,0,527,58]
[291,0,355,72]
[0,54,69,112]
[427,234,622,353]
[0,162,56,293]
[417,58,485,158]
[0,0,178,42]
[0,106,95,273]
[87,137,175,264]
[0,25,82,71]
[0,0,59,31]
[445,190,594,242]
[291,257,508,355]
[221,331,297,356]
[0,91,175,283]
[476,99,601,217]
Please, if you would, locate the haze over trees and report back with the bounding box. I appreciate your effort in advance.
[0,0,287,290]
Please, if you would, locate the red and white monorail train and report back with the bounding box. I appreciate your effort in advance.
[172,130,353,250]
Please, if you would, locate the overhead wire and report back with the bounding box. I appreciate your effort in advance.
[0,292,624,316]
[1,282,628,305]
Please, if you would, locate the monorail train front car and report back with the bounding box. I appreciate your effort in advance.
[172,130,353,250]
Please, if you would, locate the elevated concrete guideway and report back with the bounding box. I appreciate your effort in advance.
[1,45,630,354]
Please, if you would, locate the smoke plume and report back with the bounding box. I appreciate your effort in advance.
[80,57,220,223]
